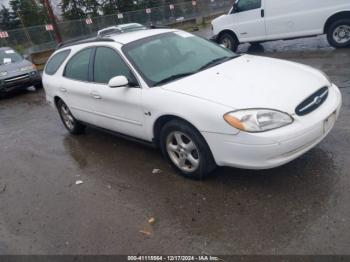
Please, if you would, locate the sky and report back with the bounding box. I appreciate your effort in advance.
[0,0,10,7]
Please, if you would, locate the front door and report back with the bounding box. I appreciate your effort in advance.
[230,0,266,42]
[88,46,145,140]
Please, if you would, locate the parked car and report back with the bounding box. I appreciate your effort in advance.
[43,29,342,179]
[211,0,350,51]
[0,47,42,96]
[97,23,147,37]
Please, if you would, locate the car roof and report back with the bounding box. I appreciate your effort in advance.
[58,28,177,50]
[118,23,143,29]
[108,28,176,44]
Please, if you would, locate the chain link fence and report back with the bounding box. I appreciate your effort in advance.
[0,0,233,54]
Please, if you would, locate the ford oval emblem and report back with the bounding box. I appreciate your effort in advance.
[314,96,322,105]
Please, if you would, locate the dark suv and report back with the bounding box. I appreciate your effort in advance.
[0,47,42,96]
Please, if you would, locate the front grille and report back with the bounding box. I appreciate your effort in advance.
[295,86,329,116]
[4,73,29,83]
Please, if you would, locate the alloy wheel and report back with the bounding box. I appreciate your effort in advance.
[333,25,350,44]
[166,131,200,173]
[60,103,75,130]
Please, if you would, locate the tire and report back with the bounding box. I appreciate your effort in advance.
[218,32,238,52]
[57,99,86,135]
[327,19,350,48]
[160,119,217,179]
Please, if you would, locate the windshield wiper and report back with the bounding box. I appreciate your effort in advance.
[154,72,196,86]
[198,56,236,71]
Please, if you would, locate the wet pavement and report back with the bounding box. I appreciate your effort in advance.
[0,29,350,255]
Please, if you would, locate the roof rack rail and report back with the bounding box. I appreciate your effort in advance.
[149,25,169,29]
[57,36,115,49]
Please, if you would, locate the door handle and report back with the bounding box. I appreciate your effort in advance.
[90,92,101,99]
[60,87,67,92]
[261,9,265,18]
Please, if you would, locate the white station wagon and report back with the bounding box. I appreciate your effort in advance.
[43,29,342,179]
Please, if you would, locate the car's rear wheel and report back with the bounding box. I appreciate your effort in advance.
[160,119,216,179]
[57,99,85,135]
[218,32,238,52]
[327,19,350,48]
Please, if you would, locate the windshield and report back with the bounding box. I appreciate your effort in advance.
[122,32,238,86]
[0,49,23,65]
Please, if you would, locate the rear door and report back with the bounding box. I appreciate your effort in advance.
[230,0,266,42]
[61,47,98,124]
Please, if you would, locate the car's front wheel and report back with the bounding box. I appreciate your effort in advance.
[57,99,86,135]
[160,119,216,179]
[327,19,350,48]
[218,32,238,52]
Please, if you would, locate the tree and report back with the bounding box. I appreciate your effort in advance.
[60,0,88,20]
[0,4,19,30]
[101,0,118,15]
[9,0,49,27]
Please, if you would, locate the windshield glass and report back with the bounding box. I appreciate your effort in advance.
[122,32,238,86]
[0,49,23,65]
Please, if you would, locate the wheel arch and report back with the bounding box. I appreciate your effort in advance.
[153,114,203,147]
[324,11,350,33]
[217,29,239,43]
[54,96,65,109]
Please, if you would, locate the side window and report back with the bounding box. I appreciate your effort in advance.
[93,47,137,85]
[45,49,71,75]
[64,48,93,81]
[237,0,261,12]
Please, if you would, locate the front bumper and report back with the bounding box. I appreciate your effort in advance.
[202,84,342,169]
[0,71,41,93]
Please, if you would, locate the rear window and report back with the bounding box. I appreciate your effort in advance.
[45,49,71,75]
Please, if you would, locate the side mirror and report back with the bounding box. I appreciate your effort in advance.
[231,1,239,13]
[108,75,129,88]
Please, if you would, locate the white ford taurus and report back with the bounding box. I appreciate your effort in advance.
[43,29,342,179]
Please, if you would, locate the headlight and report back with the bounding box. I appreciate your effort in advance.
[224,109,294,133]
[0,71,7,77]
[21,64,36,71]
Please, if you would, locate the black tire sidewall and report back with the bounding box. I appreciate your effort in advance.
[327,19,350,48]
[219,33,238,52]
[57,100,85,134]
[160,120,216,179]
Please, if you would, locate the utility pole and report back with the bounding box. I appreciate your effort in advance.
[42,0,63,44]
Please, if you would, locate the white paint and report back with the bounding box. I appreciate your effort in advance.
[43,29,342,170]
[212,0,350,43]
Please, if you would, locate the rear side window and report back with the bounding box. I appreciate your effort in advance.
[237,0,261,12]
[45,49,71,75]
[93,47,136,84]
[64,48,93,81]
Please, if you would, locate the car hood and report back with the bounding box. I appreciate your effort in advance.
[0,59,32,79]
[161,55,330,114]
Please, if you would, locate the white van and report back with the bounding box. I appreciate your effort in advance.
[211,0,350,51]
